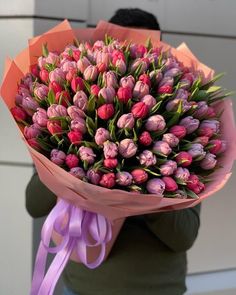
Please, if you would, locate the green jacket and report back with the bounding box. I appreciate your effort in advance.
[26,173,201,295]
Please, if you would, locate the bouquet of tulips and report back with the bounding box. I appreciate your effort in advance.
[1,20,236,295]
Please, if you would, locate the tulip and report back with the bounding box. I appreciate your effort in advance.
[77,56,91,73]
[162,176,178,192]
[153,141,172,156]
[164,67,181,78]
[149,70,163,84]
[188,143,206,160]
[72,49,81,61]
[176,151,192,167]
[169,125,187,139]
[49,68,65,84]
[15,94,23,106]
[11,106,27,122]
[141,95,156,110]
[187,174,200,190]
[99,173,116,188]
[91,84,100,96]
[159,76,174,87]
[65,154,79,169]
[78,146,96,164]
[71,118,87,134]
[38,56,46,69]
[146,178,165,195]
[115,59,127,75]
[175,89,189,100]
[206,107,216,118]
[131,58,148,74]
[179,116,200,134]
[116,172,133,186]
[160,160,177,176]
[117,113,135,129]
[67,106,85,120]
[67,130,83,145]
[103,141,118,159]
[103,71,118,88]
[119,139,137,158]
[55,91,71,107]
[98,86,116,103]
[34,85,49,100]
[47,121,62,135]
[87,169,102,185]
[139,74,151,87]
[120,75,135,90]
[24,124,41,139]
[145,115,166,132]
[45,52,60,66]
[69,167,86,180]
[193,136,209,147]
[27,138,41,151]
[32,108,48,127]
[131,102,148,119]
[211,139,226,154]
[133,81,149,99]
[199,120,220,135]
[174,190,188,199]
[158,85,173,95]
[47,104,67,118]
[104,158,118,169]
[131,169,148,184]
[180,72,195,89]
[49,81,63,94]
[61,61,77,73]
[71,77,84,93]
[50,149,66,166]
[174,167,190,182]
[162,133,179,148]
[95,128,110,146]
[139,150,157,167]
[197,126,215,138]
[22,96,39,114]
[117,86,132,103]
[139,131,152,146]
[73,91,88,111]
[200,153,217,170]
[83,65,98,81]
[96,51,111,68]
[97,104,114,120]
[193,101,209,119]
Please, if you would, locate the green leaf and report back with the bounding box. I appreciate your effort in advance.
[208,91,235,104]
[47,89,55,105]
[152,150,167,158]
[145,37,152,51]
[201,72,226,89]
[206,85,222,94]
[149,101,162,115]
[36,137,53,151]
[42,43,49,57]
[166,100,183,127]
[184,188,199,199]
[86,116,95,136]
[87,95,96,114]
[81,141,99,149]
[143,168,161,176]
[133,128,138,142]
[175,178,187,185]
[97,95,105,107]
[83,80,91,93]
[136,118,143,130]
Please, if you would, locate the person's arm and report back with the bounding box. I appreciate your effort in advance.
[25,172,57,218]
[144,204,201,252]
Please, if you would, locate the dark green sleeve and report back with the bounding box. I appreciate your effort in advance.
[25,172,57,218]
[144,204,201,252]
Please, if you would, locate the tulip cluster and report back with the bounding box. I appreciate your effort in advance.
[11,37,228,198]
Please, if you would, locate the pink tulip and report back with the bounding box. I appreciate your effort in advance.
[176,151,192,167]
[98,87,116,103]
[153,141,172,156]
[160,160,177,176]
[65,154,79,169]
[146,178,165,195]
[71,77,84,93]
[73,91,88,111]
[169,125,187,139]
[131,169,148,184]
[67,130,83,145]
[99,173,116,188]
[103,71,118,88]
[162,176,178,192]
[119,139,137,158]
[97,104,114,120]
[49,68,65,84]
[116,172,133,186]
[162,133,179,148]
[47,121,62,135]
[87,169,102,185]
[117,113,135,129]
[145,115,166,132]
[103,141,118,159]
[120,75,135,90]
[133,81,149,99]
[175,167,190,182]
[24,124,41,139]
[200,153,217,170]
[117,87,132,103]
[32,108,48,127]
[139,131,152,146]
[131,102,149,119]
[83,65,98,81]
[77,56,91,73]
[139,150,157,167]
[95,128,110,146]
[47,104,67,118]
[34,85,49,100]
[11,106,27,122]
[78,146,96,164]
[71,118,87,134]
[141,95,156,110]
[67,106,85,120]
[104,158,118,169]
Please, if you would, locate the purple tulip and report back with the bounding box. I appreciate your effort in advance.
[32,108,48,127]
[50,149,66,166]
[116,171,133,186]
[86,169,102,185]
[95,128,110,146]
[133,81,149,99]
[71,118,87,134]
[175,89,189,100]
[69,167,86,180]
[131,58,148,74]
[139,150,157,167]
[119,139,137,158]
[166,98,191,112]
[199,120,220,134]
[103,71,118,88]
[174,167,190,182]
[49,68,65,84]
[164,67,181,78]
[145,115,166,132]
[146,178,165,195]
[159,76,174,87]
[193,101,209,119]
[149,70,163,84]
[162,133,179,148]
[200,153,217,170]
[73,91,88,111]
[179,116,200,134]
[103,141,118,159]
[34,84,49,100]
[153,141,172,156]
[47,104,67,118]
[22,96,39,114]
[160,160,177,176]
[78,146,96,164]
[188,143,206,160]
[24,124,41,139]
[117,113,135,129]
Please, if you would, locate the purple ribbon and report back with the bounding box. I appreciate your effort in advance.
[30,199,112,295]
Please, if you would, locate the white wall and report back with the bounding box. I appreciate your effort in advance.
[0,1,236,294]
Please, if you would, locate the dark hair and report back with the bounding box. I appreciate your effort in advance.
[109,8,161,31]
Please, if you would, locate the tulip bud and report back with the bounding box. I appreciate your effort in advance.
[175,167,190,182]
[169,125,187,139]
[91,84,100,96]
[131,102,148,119]
[49,81,63,94]
[133,81,149,99]
[117,113,135,129]
[65,154,79,169]
[61,61,77,74]
[103,141,118,159]
[153,141,172,156]
[99,173,116,188]
[47,104,67,118]
[83,65,98,81]
[179,116,200,134]
[73,91,88,111]
[139,131,152,146]
[116,172,133,186]
[158,85,173,94]
[67,106,85,120]
[139,150,157,167]
[78,146,96,164]
[146,178,165,195]
[55,91,71,107]
[50,149,66,166]
[49,68,65,84]
[71,118,87,134]
[24,124,41,139]
[27,138,41,151]
[34,85,49,100]
[160,160,177,176]
[131,169,148,184]
[77,56,91,73]
[95,128,110,146]
[47,121,62,135]
[193,101,209,119]
[162,176,178,192]
[87,169,102,185]
[97,104,115,120]
[32,108,48,127]
[98,86,115,103]
[193,136,209,147]
[71,77,84,93]
[187,174,200,190]
[200,153,217,170]
[139,74,151,87]
[176,151,192,167]
[141,95,156,110]
[188,143,206,160]
[104,158,118,169]
[115,59,126,75]
[162,133,179,148]
[145,115,166,132]
[72,49,81,61]
[69,167,86,180]
[119,139,137,158]
[22,96,39,114]
[120,75,135,90]
[67,130,83,145]
[117,86,132,103]
[11,106,27,122]
[199,120,220,135]
[103,71,118,88]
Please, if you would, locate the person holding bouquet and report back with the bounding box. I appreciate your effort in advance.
[26,9,201,295]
